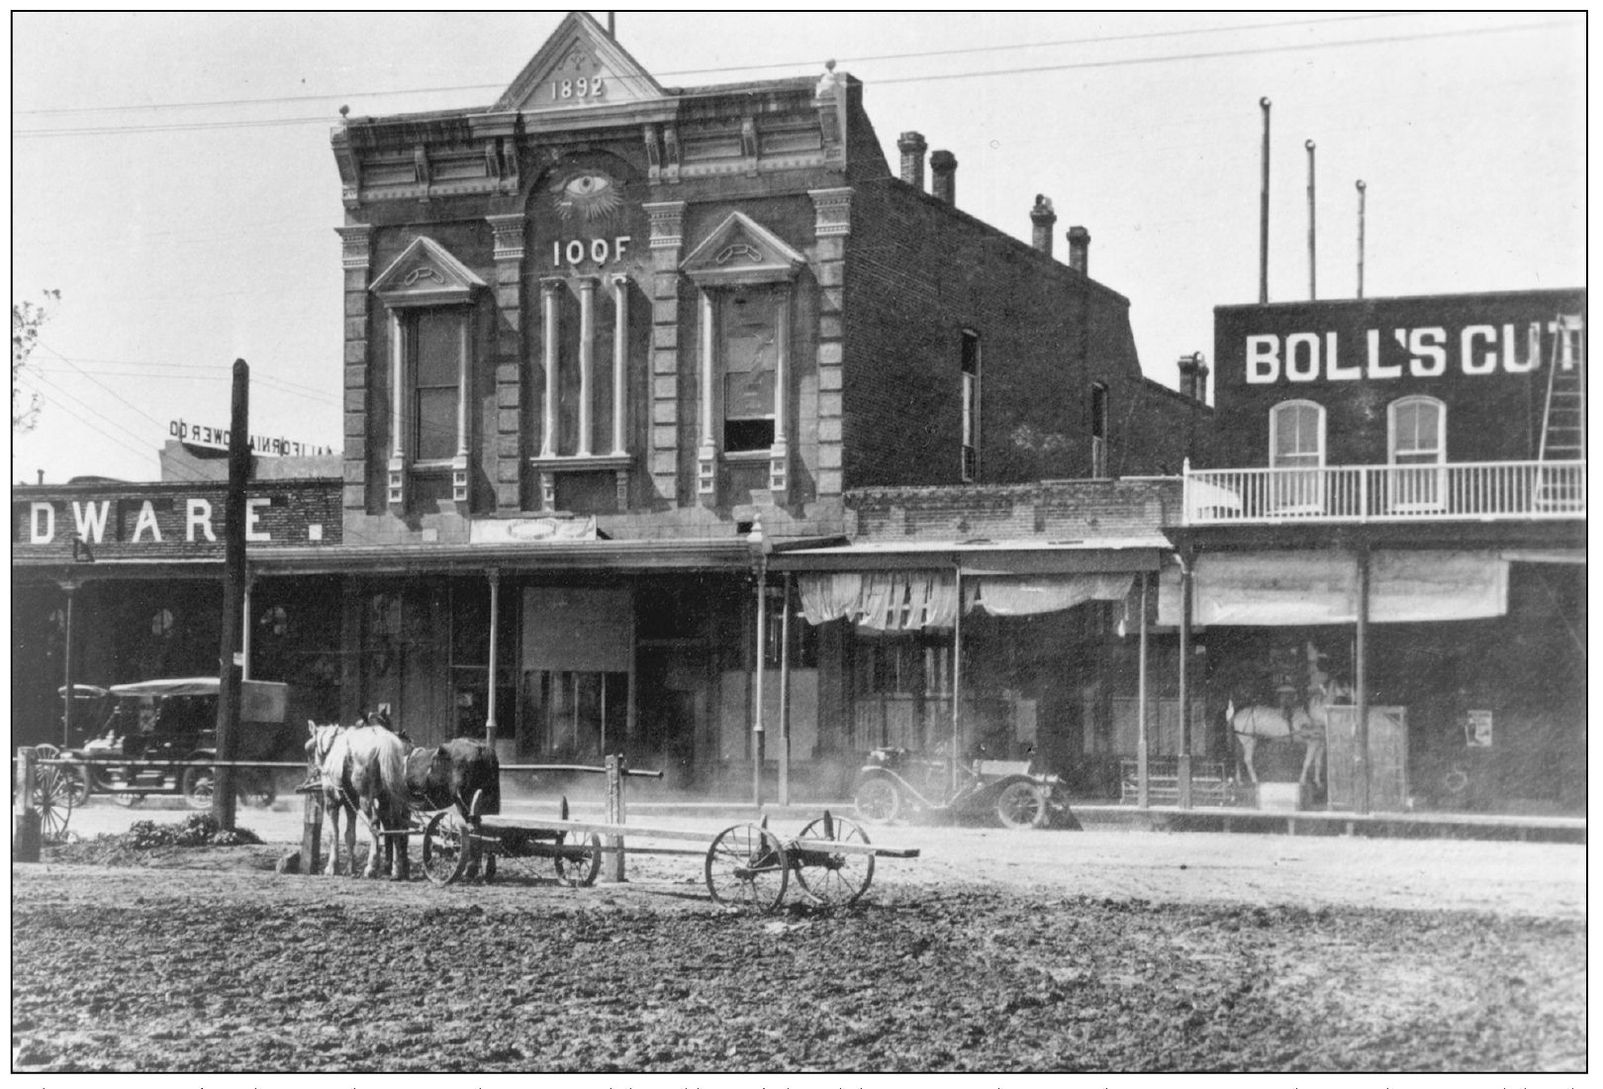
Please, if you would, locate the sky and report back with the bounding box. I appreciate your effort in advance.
[10,11,1586,485]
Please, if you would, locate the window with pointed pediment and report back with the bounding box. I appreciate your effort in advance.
[369,237,486,507]
[681,213,804,499]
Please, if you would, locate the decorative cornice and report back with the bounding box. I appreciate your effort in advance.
[335,224,374,271]
[487,213,527,263]
[643,200,687,250]
[809,187,853,238]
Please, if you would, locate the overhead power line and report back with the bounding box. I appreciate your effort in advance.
[11,14,1412,117]
[12,18,1567,139]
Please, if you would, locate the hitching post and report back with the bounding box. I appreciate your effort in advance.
[604,753,626,883]
[13,747,41,862]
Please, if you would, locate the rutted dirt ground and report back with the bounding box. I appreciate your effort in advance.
[9,807,1587,1073]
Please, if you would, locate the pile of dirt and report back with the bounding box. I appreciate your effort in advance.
[45,814,270,870]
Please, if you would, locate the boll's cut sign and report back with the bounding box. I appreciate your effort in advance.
[1244,317,1580,384]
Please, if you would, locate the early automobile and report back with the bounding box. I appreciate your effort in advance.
[852,746,1070,829]
[54,677,293,809]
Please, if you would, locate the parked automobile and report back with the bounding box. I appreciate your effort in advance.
[54,677,294,809]
[852,745,1070,829]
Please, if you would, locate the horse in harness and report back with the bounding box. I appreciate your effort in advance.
[305,715,410,879]
[1227,677,1352,787]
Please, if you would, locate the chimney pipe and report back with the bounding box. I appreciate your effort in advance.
[1030,195,1056,256]
[897,131,927,191]
[1259,97,1271,304]
[1356,179,1367,299]
[1194,357,1210,405]
[1177,354,1198,400]
[930,149,957,205]
[1305,139,1317,300]
[1067,226,1090,276]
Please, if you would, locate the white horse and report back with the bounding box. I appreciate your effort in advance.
[1228,678,1353,787]
[306,719,410,879]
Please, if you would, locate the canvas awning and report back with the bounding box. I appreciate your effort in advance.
[1157,549,1511,626]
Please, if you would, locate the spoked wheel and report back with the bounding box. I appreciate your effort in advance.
[32,767,74,841]
[705,823,789,913]
[794,814,875,908]
[553,831,602,887]
[995,780,1050,829]
[181,765,215,810]
[57,763,92,808]
[421,810,471,886]
[853,777,902,824]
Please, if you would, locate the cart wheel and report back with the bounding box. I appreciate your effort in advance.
[853,777,902,824]
[32,767,74,842]
[34,744,60,761]
[705,823,789,913]
[795,815,875,908]
[421,811,471,886]
[554,831,602,888]
[58,763,92,808]
[181,766,215,810]
[995,781,1049,829]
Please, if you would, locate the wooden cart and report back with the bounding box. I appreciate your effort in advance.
[420,796,919,913]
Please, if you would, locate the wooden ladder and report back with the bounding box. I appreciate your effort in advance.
[1536,313,1585,510]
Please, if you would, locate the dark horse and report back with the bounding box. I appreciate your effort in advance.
[404,738,501,819]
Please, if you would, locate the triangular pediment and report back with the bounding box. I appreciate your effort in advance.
[370,237,486,307]
[682,213,806,286]
[494,11,666,114]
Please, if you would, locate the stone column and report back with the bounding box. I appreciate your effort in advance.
[538,277,564,511]
[387,308,407,509]
[643,201,686,505]
[697,288,717,501]
[809,188,852,505]
[576,276,597,457]
[336,224,373,513]
[487,213,526,511]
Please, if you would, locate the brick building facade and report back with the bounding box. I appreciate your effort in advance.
[12,12,1213,798]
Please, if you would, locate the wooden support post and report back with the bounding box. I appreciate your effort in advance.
[212,359,249,830]
[1137,571,1150,809]
[13,747,40,863]
[604,753,626,883]
[300,790,323,875]
[1177,551,1195,809]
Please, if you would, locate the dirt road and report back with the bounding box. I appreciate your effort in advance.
[9,803,1585,1073]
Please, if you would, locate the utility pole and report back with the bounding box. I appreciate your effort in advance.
[212,359,248,830]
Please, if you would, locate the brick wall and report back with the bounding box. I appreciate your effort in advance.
[841,179,1208,489]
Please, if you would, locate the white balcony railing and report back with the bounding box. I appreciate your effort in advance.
[1183,460,1586,526]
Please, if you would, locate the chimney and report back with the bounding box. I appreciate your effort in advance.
[1177,352,1207,401]
[930,149,957,205]
[1067,225,1090,276]
[1030,195,1056,256]
[897,131,927,191]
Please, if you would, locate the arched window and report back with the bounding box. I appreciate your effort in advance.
[1269,400,1325,469]
[1388,396,1446,510]
[1268,400,1325,513]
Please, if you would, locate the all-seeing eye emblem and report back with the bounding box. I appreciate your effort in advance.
[554,172,623,223]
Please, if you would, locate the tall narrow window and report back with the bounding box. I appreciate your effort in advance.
[961,330,981,482]
[1269,399,1325,513]
[1090,382,1109,478]
[1388,396,1445,510]
[722,288,779,453]
[413,310,465,463]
